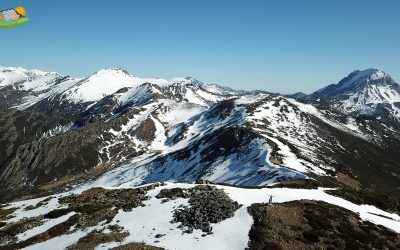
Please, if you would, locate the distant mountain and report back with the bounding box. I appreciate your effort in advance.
[288,92,307,99]
[308,68,400,127]
[0,67,236,110]
[313,69,398,97]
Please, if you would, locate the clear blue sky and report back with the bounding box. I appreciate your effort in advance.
[1,0,399,94]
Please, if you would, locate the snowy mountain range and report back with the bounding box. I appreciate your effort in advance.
[0,66,399,249]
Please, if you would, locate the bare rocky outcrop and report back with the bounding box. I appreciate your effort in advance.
[162,185,241,233]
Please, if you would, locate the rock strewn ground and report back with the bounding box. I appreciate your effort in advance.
[0,184,161,249]
[0,216,43,245]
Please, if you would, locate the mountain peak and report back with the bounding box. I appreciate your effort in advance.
[347,68,388,82]
[91,68,133,78]
[169,77,204,85]
[0,65,51,77]
[313,68,397,97]
[339,68,396,87]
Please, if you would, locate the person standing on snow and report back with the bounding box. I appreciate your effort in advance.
[0,7,26,22]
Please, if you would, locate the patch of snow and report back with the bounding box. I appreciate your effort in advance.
[344,117,360,132]
[23,230,87,250]
[7,196,64,223]
[18,212,76,242]
[235,94,269,105]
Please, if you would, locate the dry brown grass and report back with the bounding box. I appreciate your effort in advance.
[0,207,16,221]
[67,230,129,250]
[38,161,113,193]
[111,242,164,250]
[247,200,400,250]
[336,172,362,190]
[0,216,44,245]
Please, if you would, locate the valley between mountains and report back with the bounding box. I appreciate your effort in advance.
[0,66,399,249]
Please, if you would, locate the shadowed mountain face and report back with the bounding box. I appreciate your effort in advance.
[0,66,399,205]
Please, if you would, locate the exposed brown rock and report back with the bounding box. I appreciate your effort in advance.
[0,207,16,221]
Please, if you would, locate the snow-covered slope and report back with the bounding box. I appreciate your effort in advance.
[63,69,170,103]
[91,98,308,188]
[0,66,49,88]
[0,66,236,111]
[1,66,399,193]
[76,90,398,192]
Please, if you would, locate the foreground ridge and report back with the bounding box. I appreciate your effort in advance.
[0,182,399,249]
